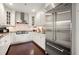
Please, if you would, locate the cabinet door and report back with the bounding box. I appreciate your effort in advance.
[0,34,10,55]
[22,34,31,42]
[0,4,6,25]
[12,33,30,44]
[6,9,15,26]
[15,34,28,43]
[10,11,15,26]
[35,12,45,26]
[11,33,19,44]
[32,33,45,50]
[28,32,35,40]
[35,34,45,50]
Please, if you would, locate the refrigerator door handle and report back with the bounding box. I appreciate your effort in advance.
[47,42,64,52]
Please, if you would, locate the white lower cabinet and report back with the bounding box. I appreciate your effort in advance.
[0,32,45,55]
[10,33,16,44]
[11,32,45,50]
[0,34,10,55]
[33,33,45,50]
[10,33,31,44]
[15,34,31,44]
[29,32,45,50]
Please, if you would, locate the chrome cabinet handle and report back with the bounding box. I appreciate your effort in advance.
[47,42,64,52]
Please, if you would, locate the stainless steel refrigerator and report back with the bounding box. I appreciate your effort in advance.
[45,3,72,55]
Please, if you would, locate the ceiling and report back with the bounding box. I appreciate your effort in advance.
[4,3,46,14]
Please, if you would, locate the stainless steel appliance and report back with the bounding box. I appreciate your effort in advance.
[0,27,9,33]
[45,3,72,55]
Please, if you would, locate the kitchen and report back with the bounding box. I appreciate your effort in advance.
[0,3,78,55]
[0,3,46,55]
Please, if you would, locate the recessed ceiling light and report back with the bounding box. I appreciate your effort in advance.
[32,9,36,12]
[9,3,13,5]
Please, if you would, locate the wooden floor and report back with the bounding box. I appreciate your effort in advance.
[6,42,45,55]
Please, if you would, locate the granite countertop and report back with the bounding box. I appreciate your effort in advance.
[0,33,9,39]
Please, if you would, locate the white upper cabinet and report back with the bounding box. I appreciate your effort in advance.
[35,11,46,26]
[10,10,15,26]
[0,4,6,25]
[0,4,15,26]
[5,7,15,26]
